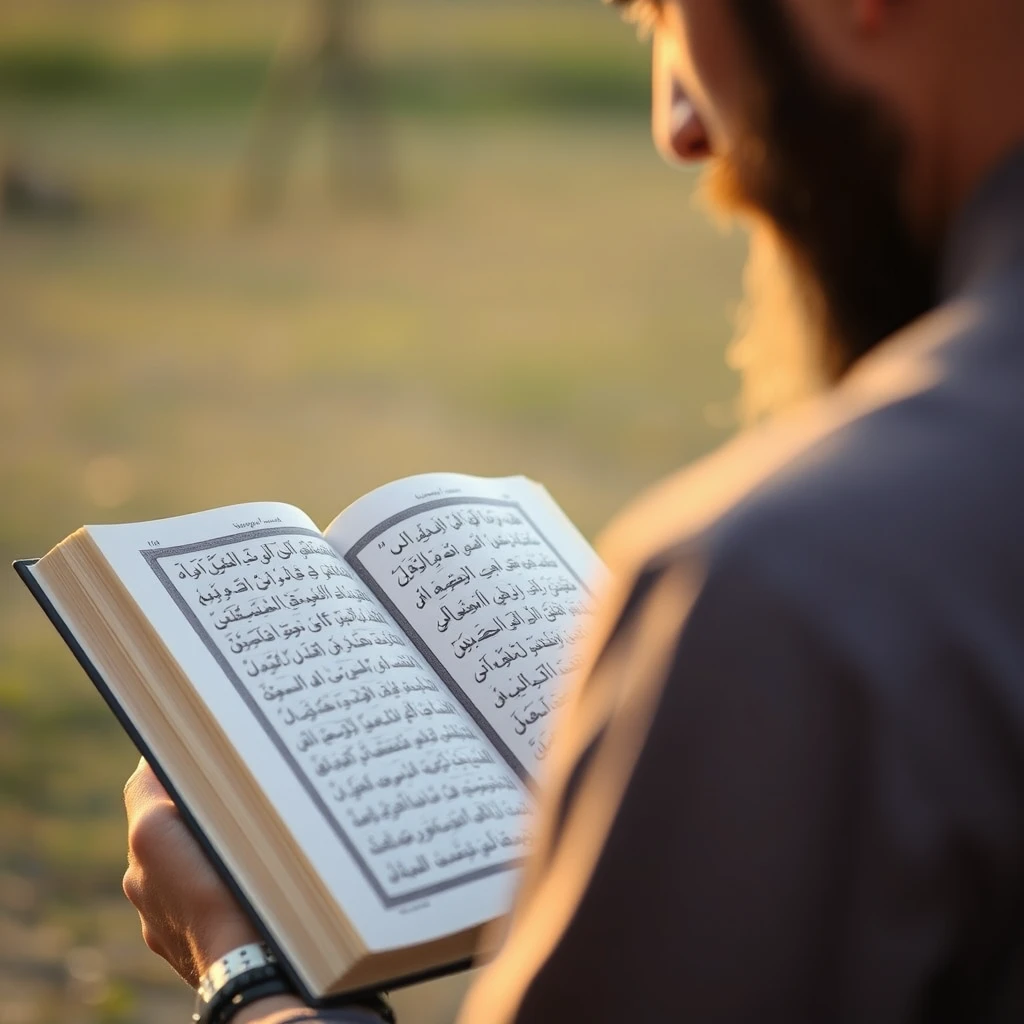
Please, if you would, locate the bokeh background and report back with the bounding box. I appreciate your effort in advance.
[0,2,747,1022]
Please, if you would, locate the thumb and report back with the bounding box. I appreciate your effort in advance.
[123,757,174,817]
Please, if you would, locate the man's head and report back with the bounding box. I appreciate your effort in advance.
[622,0,1024,417]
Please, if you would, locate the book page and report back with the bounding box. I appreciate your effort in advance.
[76,503,522,953]
[325,474,606,783]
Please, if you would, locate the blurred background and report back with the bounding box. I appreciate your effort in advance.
[0,1,746,1022]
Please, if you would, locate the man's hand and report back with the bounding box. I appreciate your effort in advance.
[121,757,262,986]
[121,762,366,1024]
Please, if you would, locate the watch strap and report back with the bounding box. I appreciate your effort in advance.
[194,965,293,1024]
[208,977,295,1024]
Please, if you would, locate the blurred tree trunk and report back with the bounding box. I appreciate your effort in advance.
[241,0,397,217]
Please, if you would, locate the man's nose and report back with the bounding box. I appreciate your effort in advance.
[668,82,712,162]
[652,34,711,165]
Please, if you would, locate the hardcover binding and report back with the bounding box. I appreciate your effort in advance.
[13,558,474,1007]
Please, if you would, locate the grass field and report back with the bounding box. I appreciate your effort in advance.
[0,4,748,1022]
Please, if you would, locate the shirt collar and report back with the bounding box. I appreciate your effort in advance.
[942,140,1024,299]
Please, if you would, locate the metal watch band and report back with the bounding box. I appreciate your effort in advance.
[196,943,278,1004]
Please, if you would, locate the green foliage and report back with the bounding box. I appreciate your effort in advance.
[0,45,120,97]
[0,46,648,118]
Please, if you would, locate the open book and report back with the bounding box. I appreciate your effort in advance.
[16,473,603,1004]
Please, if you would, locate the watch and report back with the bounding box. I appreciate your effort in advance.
[192,943,396,1024]
[193,943,294,1024]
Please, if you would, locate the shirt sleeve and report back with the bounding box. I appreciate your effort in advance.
[261,1008,389,1024]
[457,544,948,1023]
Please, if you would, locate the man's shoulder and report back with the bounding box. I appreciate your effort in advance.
[601,295,1024,614]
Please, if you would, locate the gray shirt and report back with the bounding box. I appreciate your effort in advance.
[314,144,1024,1023]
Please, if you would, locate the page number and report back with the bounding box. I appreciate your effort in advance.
[146,540,161,548]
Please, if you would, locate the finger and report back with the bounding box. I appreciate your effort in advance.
[123,758,172,817]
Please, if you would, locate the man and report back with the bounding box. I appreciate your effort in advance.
[121,0,1024,1020]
